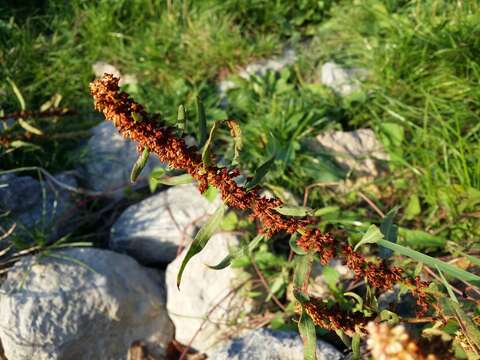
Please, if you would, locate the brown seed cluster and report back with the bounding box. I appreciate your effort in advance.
[90,74,430,330]
[303,296,372,335]
[297,229,335,264]
[343,245,403,291]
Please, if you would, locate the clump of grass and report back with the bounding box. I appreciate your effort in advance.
[302,0,480,248]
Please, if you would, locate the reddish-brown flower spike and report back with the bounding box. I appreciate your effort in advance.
[90,74,430,323]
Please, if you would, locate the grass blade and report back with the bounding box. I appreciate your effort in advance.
[176,203,226,288]
[378,239,480,286]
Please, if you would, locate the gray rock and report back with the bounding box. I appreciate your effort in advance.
[208,328,343,360]
[165,233,247,353]
[312,129,388,178]
[110,184,220,264]
[80,121,161,197]
[0,172,78,241]
[0,248,174,360]
[319,62,364,96]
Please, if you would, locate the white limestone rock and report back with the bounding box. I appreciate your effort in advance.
[313,129,388,178]
[0,248,174,360]
[319,62,366,96]
[110,184,220,264]
[165,233,247,353]
[80,121,161,197]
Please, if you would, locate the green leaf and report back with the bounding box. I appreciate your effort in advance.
[196,96,208,148]
[322,266,339,290]
[293,288,310,304]
[131,112,143,123]
[245,156,275,190]
[177,104,186,133]
[18,118,43,135]
[226,119,242,165]
[351,334,361,360]
[274,206,312,217]
[399,228,445,249]
[354,225,384,251]
[379,309,399,325]
[9,140,42,151]
[202,185,219,202]
[207,234,264,270]
[436,266,458,303]
[177,203,226,288]
[313,206,339,217]
[207,254,233,270]
[130,147,150,183]
[201,121,220,166]
[379,207,398,258]
[404,195,421,220]
[289,233,307,255]
[377,239,480,286]
[156,173,193,186]
[298,308,317,360]
[8,78,26,111]
[294,253,313,289]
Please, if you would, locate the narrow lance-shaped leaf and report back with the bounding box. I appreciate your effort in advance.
[8,78,26,111]
[155,173,192,186]
[18,118,43,136]
[201,121,220,167]
[177,104,186,133]
[379,207,399,259]
[245,156,275,190]
[196,96,208,148]
[289,233,307,255]
[378,239,480,286]
[275,206,313,217]
[298,308,317,360]
[226,119,242,165]
[207,234,264,270]
[177,203,226,288]
[130,147,150,183]
[294,253,313,290]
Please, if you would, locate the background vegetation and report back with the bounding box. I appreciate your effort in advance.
[1,0,480,358]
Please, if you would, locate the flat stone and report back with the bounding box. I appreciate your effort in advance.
[110,184,220,264]
[0,248,174,360]
[319,62,364,96]
[312,129,388,178]
[207,328,343,360]
[165,233,247,353]
[80,121,161,197]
